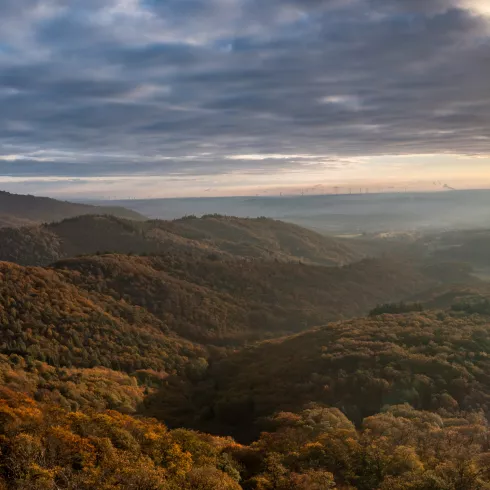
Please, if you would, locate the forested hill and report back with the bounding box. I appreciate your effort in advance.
[54,253,435,343]
[0,214,360,266]
[0,251,436,352]
[155,214,360,265]
[2,209,490,488]
[0,261,205,375]
[143,309,490,439]
[0,250,444,416]
[0,253,442,429]
[1,252,490,487]
[0,190,145,227]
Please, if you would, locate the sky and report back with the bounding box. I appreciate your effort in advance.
[0,0,490,198]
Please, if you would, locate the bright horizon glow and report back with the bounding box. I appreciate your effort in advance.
[0,152,488,199]
[0,0,489,198]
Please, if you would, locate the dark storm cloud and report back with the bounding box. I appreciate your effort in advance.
[0,0,489,181]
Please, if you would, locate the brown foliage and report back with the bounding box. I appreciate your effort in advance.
[144,311,490,437]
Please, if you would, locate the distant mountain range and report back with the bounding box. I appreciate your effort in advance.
[0,190,146,227]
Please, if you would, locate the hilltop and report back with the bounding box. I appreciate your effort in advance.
[0,190,145,227]
[0,214,361,266]
[156,214,359,265]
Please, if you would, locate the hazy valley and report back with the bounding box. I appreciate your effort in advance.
[95,189,490,235]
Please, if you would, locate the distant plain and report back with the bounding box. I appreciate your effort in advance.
[90,189,490,235]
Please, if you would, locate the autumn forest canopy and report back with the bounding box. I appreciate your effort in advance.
[1,0,490,482]
[1,192,490,488]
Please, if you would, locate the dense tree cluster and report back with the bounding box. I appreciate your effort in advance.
[1,390,490,489]
[0,354,147,413]
[239,403,490,490]
[0,227,62,266]
[55,253,434,343]
[0,388,242,489]
[452,296,490,315]
[369,302,424,316]
[144,311,490,438]
[0,262,205,374]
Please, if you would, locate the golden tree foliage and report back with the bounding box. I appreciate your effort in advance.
[0,389,240,490]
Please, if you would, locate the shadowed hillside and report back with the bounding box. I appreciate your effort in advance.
[0,248,440,369]
[54,253,435,343]
[0,190,145,227]
[143,310,490,439]
[0,214,361,266]
[429,229,490,267]
[154,215,360,265]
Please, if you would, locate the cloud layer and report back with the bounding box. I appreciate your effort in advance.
[0,0,489,196]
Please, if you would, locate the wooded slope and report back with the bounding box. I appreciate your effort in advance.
[0,214,360,266]
[0,190,145,226]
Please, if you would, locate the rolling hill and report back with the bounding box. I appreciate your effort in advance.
[143,309,490,439]
[429,228,490,267]
[0,214,361,266]
[0,261,204,375]
[153,215,360,265]
[54,253,436,343]
[0,190,145,227]
[0,222,488,488]
[0,245,441,373]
